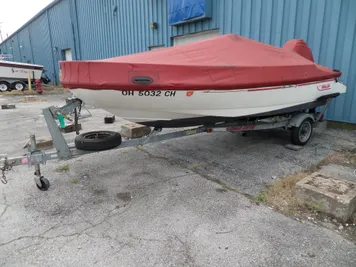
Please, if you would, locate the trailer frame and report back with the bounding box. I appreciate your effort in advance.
[0,97,332,190]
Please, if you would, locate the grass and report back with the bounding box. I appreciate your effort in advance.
[309,201,323,213]
[262,151,356,216]
[2,87,67,96]
[263,171,307,214]
[55,163,70,173]
[71,178,79,184]
[327,121,356,131]
[18,96,47,103]
[254,191,265,204]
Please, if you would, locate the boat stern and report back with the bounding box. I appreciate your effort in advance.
[335,81,347,94]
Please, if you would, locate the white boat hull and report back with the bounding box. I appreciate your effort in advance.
[70,80,346,122]
[0,62,43,81]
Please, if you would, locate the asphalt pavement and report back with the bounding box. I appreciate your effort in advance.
[0,94,355,267]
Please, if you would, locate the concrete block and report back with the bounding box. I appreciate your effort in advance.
[23,137,54,150]
[121,123,151,139]
[296,172,356,222]
[1,104,16,109]
[104,115,115,124]
[36,138,54,150]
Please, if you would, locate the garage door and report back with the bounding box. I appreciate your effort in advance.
[173,30,220,46]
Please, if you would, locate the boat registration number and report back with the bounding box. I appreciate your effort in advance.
[122,90,176,97]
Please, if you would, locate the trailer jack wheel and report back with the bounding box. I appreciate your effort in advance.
[291,118,313,146]
[36,176,50,191]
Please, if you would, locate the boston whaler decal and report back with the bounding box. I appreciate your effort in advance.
[317,83,331,91]
[121,90,176,97]
[12,68,28,74]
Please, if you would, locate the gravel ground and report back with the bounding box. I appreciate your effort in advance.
[0,94,355,267]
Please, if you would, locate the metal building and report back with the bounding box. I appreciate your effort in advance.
[0,0,355,123]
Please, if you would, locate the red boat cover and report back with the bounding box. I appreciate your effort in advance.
[282,39,315,62]
[60,34,341,91]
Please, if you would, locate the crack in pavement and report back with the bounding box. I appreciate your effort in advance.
[0,239,46,266]
[0,205,130,249]
[132,173,192,192]
[56,236,78,251]
[0,204,134,265]
[84,232,127,248]
[174,235,200,267]
[93,243,130,265]
[128,233,169,243]
[0,193,9,220]
[137,147,253,200]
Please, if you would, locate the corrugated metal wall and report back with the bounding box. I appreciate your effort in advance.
[48,0,75,79]
[17,28,34,63]
[29,13,57,82]
[0,0,355,123]
[74,0,170,59]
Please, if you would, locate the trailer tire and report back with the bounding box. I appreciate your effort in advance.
[75,131,122,151]
[12,81,26,91]
[291,118,313,146]
[0,81,10,92]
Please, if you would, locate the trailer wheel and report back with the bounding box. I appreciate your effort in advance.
[13,81,26,91]
[36,177,50,191]
[291,118,313,146]
[75,131,122,151]
[0,81,10,92]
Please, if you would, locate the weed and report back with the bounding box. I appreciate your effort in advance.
[55,163,69,172]
[254,191,265,204]
[309,201,323,213]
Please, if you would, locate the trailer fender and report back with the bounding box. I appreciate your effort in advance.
[288,113,315,128]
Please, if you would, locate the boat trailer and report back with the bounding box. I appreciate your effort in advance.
[0,98,332,191]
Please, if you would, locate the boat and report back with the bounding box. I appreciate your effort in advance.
[0,60,44,91]
[60,34,346,128]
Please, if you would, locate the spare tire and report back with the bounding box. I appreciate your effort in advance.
[75,131,122,151]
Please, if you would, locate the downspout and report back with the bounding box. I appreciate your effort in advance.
[46,9,58,84]
[16,35,22,62]
[28,27,35,63]
[69,0,78,60]
[73,0,82,59]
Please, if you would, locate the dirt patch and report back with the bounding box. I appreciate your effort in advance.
[2,86,67,96]
[18,96,47,103]
[263,171,307,214]
[328,121,356,131]
[264,152,356,212]
[261,151,356,242]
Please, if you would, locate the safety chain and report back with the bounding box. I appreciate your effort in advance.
[1,158,14,184]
